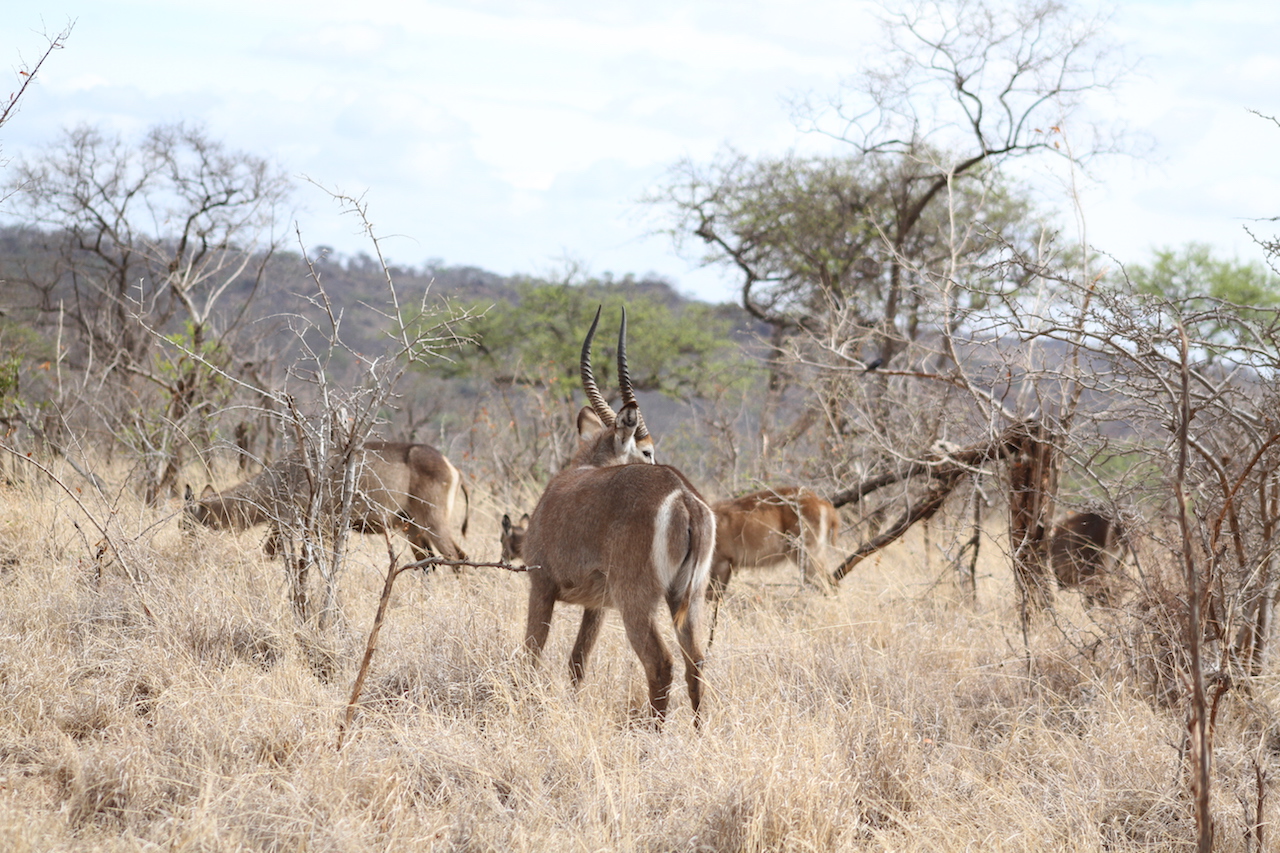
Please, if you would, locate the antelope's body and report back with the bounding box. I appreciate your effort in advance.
[186,441,469,561]
[520,307,715,725]
[710,486,838,596]
[1049,511,1124,605]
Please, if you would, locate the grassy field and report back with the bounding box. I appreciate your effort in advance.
[0,469,1274,851]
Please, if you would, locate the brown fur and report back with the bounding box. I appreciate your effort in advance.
[501,512,529,564]
[185,441,469,562]
[709,486,839,597]
[523,398,715,726]
[1048,511,1125,606]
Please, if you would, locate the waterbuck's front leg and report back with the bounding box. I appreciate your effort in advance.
[706,556,733,603]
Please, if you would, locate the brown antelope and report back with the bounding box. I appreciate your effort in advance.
[184,441,470,562]
[709,486,839,598]
[520,306,716,725]
[500,512,529,564]
[1048,511,1126,606]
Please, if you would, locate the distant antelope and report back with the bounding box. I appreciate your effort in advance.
[521,306,715,725]
[500,512,529,564]
[709,486,839,598]
[184,441,470,562]
[1048,511,1126,606]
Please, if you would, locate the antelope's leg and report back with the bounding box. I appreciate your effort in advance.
[621,608,674,721]
[670,595,707,726]
[569,607,605,685]
[707,558,732,602]
[524,575,558,660]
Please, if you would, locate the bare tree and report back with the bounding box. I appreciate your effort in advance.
[2,122,292,500]
[246,188,471,629]
[1,21,72,173]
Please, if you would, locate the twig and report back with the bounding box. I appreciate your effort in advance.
[337,541,534,749]
[399,556,534,574]
[1174,322,1214,853]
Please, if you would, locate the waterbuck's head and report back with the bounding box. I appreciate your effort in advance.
[500,512,528,563]
[181,483,217,530]
[571,305,655,468]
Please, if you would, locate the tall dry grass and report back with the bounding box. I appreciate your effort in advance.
[0,467,1275,852]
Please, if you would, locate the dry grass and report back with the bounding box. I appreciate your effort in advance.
[0,470,1276,852]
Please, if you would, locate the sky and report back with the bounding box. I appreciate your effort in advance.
[3,0,1278,303]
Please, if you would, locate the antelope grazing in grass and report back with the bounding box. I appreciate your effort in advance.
[520,306,715,725]
[709,486,839,598]
[1049,511,1126,606]
[185,441,470,562]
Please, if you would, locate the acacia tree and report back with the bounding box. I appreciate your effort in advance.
[3,122,292,500]
[653,0,1125,481]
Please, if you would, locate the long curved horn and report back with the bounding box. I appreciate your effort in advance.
[617,306,650,441]
[580,305,615,426]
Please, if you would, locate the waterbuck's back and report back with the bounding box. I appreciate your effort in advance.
[191,458,309,530]
[524,463,714,610]
[188,441,468,560]
[712,486,837,570]
[1049,511,1124,589]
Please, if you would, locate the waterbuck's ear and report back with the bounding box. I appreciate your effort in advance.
[616,402,640,441]
[200,484,216,499]
[184,484,194,502]
[502,514,512,534]
[577,406,607,440]
[519,513,530,525]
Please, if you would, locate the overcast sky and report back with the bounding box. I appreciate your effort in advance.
[4,0,1278,302]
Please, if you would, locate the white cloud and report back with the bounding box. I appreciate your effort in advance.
[4,0,1279,301]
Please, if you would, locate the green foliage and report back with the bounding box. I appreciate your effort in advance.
[440,276,746,404]
[1129,243,1280,307]
[0,320,55,422]
[655,148,1039,342]
[0,354,19,412]
[1123,243,1280,351]
[161,321,230,384]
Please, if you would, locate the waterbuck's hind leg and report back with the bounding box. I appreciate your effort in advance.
[620,606,674,723]
[524,575,559,660]
[669,592,707,727]
[569,607,605,686]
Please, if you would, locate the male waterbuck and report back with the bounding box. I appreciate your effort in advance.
[709,485,839,598]
[185,441,470,562]
[1048,511,1126,606]
[520,307,716,725]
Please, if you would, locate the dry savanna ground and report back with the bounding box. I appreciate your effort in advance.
[0,464,1276,851]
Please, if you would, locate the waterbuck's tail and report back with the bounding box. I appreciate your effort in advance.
[670,494,715,630]
[459,476,471,538]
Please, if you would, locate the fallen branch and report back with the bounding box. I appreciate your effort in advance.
[830,421,1032,583]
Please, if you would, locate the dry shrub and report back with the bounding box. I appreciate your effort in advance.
[0,478,1276,851]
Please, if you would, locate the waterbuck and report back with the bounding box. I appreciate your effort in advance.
[184,441,470,562]
[1048,511,1126,606]
[521,306,716,725]
[709,485,839,598]
[500,512,529,565]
